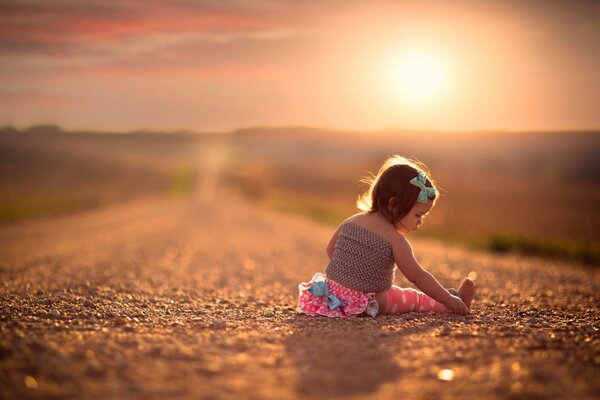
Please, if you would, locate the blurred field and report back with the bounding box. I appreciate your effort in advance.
[1,125,598,264]
[225,127,600,264]
[0,126,202,220]
[1,125,599,399]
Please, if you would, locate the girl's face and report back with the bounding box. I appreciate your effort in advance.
[394,200,434,234]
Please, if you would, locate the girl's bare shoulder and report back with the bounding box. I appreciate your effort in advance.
[345,212,400,244]
[345,212,378,228]
[345,212,367,223]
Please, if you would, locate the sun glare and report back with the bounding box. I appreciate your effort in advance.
[384,48,449,106]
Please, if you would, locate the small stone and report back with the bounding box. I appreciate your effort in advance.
[0,344,13,359]
[263,312,275,318]
[437,369,455,381]
[526,317,541,325]
[439,322,451,336]
[24,375,38,389]
[113,317,128,327]
[197,361,222,375]
[86,360,105,376]
[211,319,227,329]
[149,347,162,356]
[584,325,595,334]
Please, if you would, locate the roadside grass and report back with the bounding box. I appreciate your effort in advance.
[487,234,600,265]
[0,165,197,223]
[230,183,600,266]
[262,193,348,227]
[169,165,197,197]
[0,127,206,223]
[0,196,101,221]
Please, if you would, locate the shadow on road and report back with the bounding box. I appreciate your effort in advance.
[283,316,445,397]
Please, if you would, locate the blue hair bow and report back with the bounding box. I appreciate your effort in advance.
[409,172,436,204]
[308,281,346,310]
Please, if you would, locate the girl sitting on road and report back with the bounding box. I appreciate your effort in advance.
[298,155,474,317]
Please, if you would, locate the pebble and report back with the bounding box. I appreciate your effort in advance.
[113,317,128,327]
[583,325,595,334]
[439,322,451,336]
[437,369,455,381]
[24,375,38,389]
[0,344,13,359]
[211,319,227,329]
[86,360,105,377]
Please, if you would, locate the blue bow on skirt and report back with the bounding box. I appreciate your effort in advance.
[308,281,346,310]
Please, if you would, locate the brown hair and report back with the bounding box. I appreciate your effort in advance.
[356,155,438,224]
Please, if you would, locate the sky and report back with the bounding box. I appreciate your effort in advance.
[0,0,599,133]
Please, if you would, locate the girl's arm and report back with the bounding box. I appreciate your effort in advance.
[391,236,454,305]
[326,215,360,259]
[326,225,342,260]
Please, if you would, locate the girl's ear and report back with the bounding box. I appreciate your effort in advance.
[387,196,398,213]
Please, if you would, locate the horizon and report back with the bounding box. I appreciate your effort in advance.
[1,0,599,133]
[2,123,599,136]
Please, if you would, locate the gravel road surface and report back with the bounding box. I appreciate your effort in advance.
[1,147,599,400]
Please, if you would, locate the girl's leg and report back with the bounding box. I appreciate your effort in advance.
[375,285,447,314]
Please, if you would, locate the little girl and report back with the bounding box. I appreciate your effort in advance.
[298,155,474,317]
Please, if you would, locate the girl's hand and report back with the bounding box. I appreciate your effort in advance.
[444,295,469,315]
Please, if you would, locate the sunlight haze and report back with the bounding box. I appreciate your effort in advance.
[0,0,598,132]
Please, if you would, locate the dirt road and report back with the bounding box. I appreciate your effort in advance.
[1,144,599,399]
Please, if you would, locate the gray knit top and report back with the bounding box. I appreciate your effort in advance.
[325,221,396,292]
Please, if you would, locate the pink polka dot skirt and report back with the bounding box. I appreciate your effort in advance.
[297,273,376,318]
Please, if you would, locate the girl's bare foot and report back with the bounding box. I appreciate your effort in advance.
[457,278,475,309]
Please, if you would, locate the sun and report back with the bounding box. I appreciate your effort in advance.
[384,48,449,106]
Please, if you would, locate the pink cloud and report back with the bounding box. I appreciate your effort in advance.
[0,0,312,80]
[0,1,305,53]
[0,89,84,106]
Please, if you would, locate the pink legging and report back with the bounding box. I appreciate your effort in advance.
[379,286,447,314]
